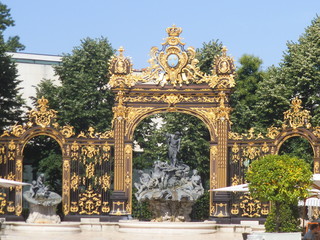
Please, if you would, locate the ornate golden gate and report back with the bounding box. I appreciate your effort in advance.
[1,26,319,222]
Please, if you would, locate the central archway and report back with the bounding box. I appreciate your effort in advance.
[108,25,236,216]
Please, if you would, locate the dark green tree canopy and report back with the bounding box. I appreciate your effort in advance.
[0,2,25,131]
[0,3,25,51]
[35,37,115,133]
[196,39,223,75]
[254,15,320,129]
[230,55,265,133]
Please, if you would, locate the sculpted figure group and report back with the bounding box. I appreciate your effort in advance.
[135,160,203,202]
[134,132,204,221]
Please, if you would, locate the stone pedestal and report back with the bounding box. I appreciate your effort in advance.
[26,202,60,223]
[149,199,194,222]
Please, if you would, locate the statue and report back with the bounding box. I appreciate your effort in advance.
[166,131,181,166]
[23,173,62,223]
[134,132,204,222]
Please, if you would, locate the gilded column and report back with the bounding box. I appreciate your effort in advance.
[114,117,126,191]
[15,154,23,217]
[62,156,71,215]
[124,144,133,213]
[314,145,320,174]
[217,119,228,187]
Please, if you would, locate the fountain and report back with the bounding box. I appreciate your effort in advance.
[134,132,204,222]
[23,173,62,223]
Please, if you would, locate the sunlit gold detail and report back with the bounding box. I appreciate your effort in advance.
[29,96,57,128]
[86,162,95,179]
[70,202,79,213]
[102,202,110,213]
[6,201,15,212]
[231,204,240,215]
[16,160,22,173]
[214,203,228,217]
[124,171,131,189]
[100,130,114,139]
[261,142,270,153]
[0,130,10,137]
[240,194,261,218]
[15,203,22,216]
[243,144,260,160]
[81,145,98,158]
[210,173,218,189]
[108,47,134,88]
[142,25,207,87]
[101,173,111,191]
[266,126,280,139]
[11,125,25,137]
[261,204,269,215]
[283,97,311,129]
[64,204,70,215]
[63,160,70,172]
[229,132,243,140]
[7,172,14,181]
[210,205,215,215]
[79,185,101,215]
[231,175,242,186]
[71,173,79,191]
[8,140,15,151]
[0,192,6,214]
[315,162,320,174]
[60,125,75,138]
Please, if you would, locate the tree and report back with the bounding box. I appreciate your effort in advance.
[255,15,320,129]
[35,37,115,133]
[0,2,25,131]
[246,155,312,232]
[230,55,265,133]
[196,39,223,75]
[0,3,25,51]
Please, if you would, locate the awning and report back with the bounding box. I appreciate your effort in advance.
[0,178,31,188]
[209,183,249,192]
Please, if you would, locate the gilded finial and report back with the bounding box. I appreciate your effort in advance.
[221,46,228,56]
[118,46,124,57]
[166,25,182,37]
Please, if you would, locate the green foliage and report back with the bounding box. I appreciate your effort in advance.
[279,137,313,170]
[23,136,62,194]
[265,202,300,232]
[38,150,62,194]
[36,37,115,133]
[131,192,152,220]
[246,155,312,232]
[254,15,320,129]
[196,39,223,75]
[0,2,25,131]
[0,48,25,130]
[230,55,265,133]
[133,113,210,182]
[0,3,25,51]
[190,190,209,221]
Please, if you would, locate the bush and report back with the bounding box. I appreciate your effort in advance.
[246,154,312,232]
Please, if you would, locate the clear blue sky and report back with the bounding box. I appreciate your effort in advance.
[2,0,319,70]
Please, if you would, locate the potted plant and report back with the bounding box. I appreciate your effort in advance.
[246,154,312,239]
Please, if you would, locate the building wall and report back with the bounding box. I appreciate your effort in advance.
[7,52,62,107]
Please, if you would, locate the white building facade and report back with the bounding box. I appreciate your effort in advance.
[8,52,62,107]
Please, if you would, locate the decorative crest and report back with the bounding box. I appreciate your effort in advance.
[166,25,183,37]
[283,97,311,129]
[142,25,205,87]
[109,47,134,88]
[29,96,57,128]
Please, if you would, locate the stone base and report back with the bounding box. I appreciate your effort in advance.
[118,220,217,234]
[248,232,301,240]
[26,203,60,224]
[148,199,194,222]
